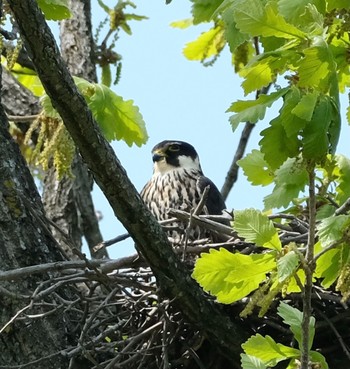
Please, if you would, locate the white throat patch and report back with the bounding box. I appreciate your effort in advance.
[153,155,201,175]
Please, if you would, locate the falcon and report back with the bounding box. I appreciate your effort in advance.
[140,140,226,241]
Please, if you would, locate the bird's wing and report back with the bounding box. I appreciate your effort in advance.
[196,175,226,215]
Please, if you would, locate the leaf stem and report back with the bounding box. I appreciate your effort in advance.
[300,167,316,368]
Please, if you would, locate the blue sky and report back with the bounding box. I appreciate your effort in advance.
[86,1,350,258]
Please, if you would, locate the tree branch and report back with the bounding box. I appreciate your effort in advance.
[8,0,249,364]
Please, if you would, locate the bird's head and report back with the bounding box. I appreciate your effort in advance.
[151,140,202,174]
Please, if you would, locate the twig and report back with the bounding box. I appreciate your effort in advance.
[221,121,255,201]
[169,209,235,237]
[0,254,145,282]
[93,218,179,252]
[7,114,38,122]
[313,238,346,262]
[0,303,33,334]
[300,168,317,369]
[316,308,350,363]
[183,186,211,259]
[335,197,350,215]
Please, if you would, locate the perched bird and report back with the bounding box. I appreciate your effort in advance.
[140,140,227,242]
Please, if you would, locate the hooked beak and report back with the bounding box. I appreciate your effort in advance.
[152,149,167,163]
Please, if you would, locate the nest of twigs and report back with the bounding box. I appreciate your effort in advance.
[2,209,350,369]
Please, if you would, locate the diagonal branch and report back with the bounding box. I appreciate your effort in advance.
[8,0,249,365]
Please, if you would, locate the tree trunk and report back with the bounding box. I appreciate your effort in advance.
[0,64,76,368]
[42,0,107,259]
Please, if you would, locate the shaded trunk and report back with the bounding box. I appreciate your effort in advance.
[42,0,107,259]
[0,65,77,368]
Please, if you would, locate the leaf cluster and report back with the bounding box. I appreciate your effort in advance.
[95,1,148,86]
[23,76,148,177]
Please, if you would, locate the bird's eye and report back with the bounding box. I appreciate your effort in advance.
[169,144,180,152]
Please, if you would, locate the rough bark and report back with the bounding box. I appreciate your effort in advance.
[8,0,249,365]
[1,68,40,118]
[0,65,76,368]
[42,0,107,259]
[59,0,97,82]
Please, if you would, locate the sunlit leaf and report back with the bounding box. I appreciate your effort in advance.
[291,90,319,121]
[183,25,225,61]
[233,208,282,250]
[228,88,288,128]
[285,269,306,293]
[277,301,315,349]
[37,0,71,20]
[240,55,285,95]
[234,0,306,40]
[170,18,193,29]
[298,37,334,90]
[277,251,300,282]
[41,77,148,147]
[193,248,276,303]
[315,242,349,288]
[10,63,44,97]
[242,334,299,367]
[191,0,224,23]
[317,214,350,247]
[260,116,300,170]
[241,354,267,369]
[336,155,350,205]
[238,149,274,186]
[264,158,308,210]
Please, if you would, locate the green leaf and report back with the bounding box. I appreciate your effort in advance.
[309,351,329,369]
[233,209,282,250]
[279,86,308,137]
[101,65,112,87]
[228,88,288,129]
[9,63,44,97]
[317,214,350,247]
[41,77,148,147]
[315,243,348,288]
[298,37,334,90]
[221,5,249,52]
[327,0,350,11]
[301,96,335,161]
[241,354,267,369]
[277,251,300,282]
[277,301,315,349]
[278,0,326,29]
[191,0,224,23]
[234,0,306,40]
[291,90,319,121]
[285,269,306,294]
[97,0,110,13]
[242,334,299,367]
[240,55,285,95]
[260,116,300,170]
[170,18,193,29]
[264,158,308,210]
[183,25,225,61]
[238,149,274,186]
[336,155,350,205]
[37,0,71,20]
[192,248,276,303]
